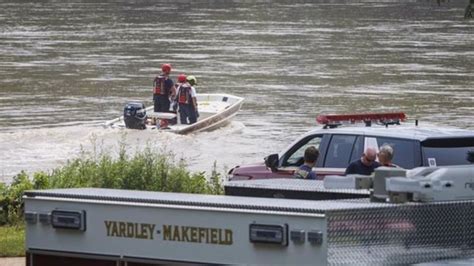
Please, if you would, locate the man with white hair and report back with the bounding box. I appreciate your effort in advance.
[345,147,381,175]
[378,144,398,167]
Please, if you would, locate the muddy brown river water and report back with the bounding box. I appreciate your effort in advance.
[0,0,472,182]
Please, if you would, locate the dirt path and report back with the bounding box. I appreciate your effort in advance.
[0,257,25,266]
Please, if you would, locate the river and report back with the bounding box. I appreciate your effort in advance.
[0,0,473,183]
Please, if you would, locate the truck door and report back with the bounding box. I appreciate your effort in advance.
[324,134,360,170]
[371,136,419,169]
[277,134,325,177]
[281,134,324,167]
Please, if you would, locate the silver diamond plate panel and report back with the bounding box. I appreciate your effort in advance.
[327,201,474,265]
[24,188,379,213]
[225,179,369,194]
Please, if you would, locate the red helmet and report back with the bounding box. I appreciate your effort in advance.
[161,64,171,73]
[177,73,187,83]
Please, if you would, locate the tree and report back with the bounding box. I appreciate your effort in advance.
[465,0,473,19]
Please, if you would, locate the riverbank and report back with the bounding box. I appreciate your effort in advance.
[0,145,224,260]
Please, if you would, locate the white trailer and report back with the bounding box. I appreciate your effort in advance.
[24,185,474,265]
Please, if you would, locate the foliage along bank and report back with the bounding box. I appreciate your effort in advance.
[0,144,224,226]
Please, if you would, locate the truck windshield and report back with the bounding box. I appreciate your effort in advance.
[421,138,474,166]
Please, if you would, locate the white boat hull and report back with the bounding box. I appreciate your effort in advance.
[104,93,244,135]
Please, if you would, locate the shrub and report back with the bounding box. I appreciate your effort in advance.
[0,142,224,226]
[1,172,33,226]
[0,183,7,225]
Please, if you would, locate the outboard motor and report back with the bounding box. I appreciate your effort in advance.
[123,102,147,129]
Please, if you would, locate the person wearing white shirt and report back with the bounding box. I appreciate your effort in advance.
[176,74,198,124]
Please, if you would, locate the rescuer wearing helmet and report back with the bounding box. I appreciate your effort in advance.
[186,75,197,87]
[186,75,199,118]
[175,73,188,88]
[153,64,176,113]
[176,74,198,124]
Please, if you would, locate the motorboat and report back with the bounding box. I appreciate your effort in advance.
[104,93,244,135]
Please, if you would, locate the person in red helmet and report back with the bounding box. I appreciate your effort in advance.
[175,73,198,124]
[153,63,175,113]
[169,73,188,125]
[177,73,187,84]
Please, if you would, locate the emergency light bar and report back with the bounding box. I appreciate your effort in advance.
[316,112,406,128]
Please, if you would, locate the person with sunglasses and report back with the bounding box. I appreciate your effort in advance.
[345,147,381,175]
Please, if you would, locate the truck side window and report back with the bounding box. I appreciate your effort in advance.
[421,138,474,166]
[350,136,364,163]
[283,136,322,167]
[324,135,357,168]
[375,137,416,169]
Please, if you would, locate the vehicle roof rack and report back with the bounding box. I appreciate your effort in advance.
[316,112,407,129]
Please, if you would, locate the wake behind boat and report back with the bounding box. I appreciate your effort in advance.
[104,93,244,135]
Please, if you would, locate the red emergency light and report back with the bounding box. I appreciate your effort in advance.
[316,112,406,128]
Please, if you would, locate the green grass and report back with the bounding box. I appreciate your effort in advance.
[0,225,25,257]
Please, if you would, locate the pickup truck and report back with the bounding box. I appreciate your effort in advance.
[228,113,474,180]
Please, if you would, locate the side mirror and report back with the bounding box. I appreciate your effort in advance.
[264,154,279,172]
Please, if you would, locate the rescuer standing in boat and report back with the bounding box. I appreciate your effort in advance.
[176,74,198,124]
[187,75,199,119]
[153,64,175,113]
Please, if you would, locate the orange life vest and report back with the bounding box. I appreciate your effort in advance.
[153,75,168,95]
[177,84,192,104]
